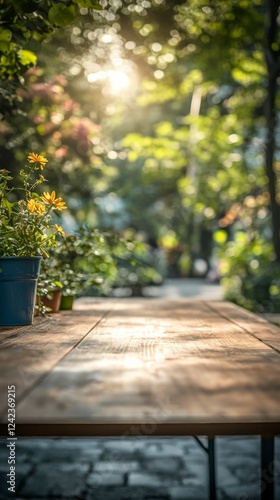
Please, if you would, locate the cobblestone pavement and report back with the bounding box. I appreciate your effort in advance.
[0,436,279,500]
[1,281,279,500]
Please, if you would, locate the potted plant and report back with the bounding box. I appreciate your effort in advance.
[59,267,87,310]
[44,232,106,311]
[36,258,63,314]
[0,153,67,325]
[45,228,142,308]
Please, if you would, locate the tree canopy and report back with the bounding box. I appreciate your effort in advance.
[0,0,102,112]
[1,0,280,305]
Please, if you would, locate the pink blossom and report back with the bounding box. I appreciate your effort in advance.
[55,147,68,159]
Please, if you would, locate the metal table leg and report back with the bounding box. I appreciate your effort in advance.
[194,435,276,500]
[208,437,216,500]
[261,437,274,500]
[194,436,216,500]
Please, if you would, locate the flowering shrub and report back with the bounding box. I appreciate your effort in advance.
[0,153,67,257]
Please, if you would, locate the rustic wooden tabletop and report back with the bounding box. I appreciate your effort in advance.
[0,298,280,437]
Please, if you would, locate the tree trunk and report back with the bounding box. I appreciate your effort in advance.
[265,0,280,261]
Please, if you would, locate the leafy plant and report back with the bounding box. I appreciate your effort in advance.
[0,153,67,257]
[0,1,102,82]
[112,247,164,292]
[36,258,63,315]
[216,229,278,312]
[40,227,163,297]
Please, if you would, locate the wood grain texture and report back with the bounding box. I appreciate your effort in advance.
[206,301,280,353]
[0,298,278,437]
[0,316,49,341]
[0,300,113,419]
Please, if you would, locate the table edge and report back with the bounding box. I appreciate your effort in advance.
[1,422,279,438]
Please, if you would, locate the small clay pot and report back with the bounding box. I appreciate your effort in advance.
[41,289,62,313]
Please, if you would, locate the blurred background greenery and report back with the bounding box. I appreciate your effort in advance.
[1,0,280,312]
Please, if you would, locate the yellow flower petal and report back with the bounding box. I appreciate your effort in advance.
[41,191,67,210]
[27,199,45,215]
[54,224,66,236]
[27,152,48,170]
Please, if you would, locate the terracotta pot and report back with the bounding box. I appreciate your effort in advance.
[41,289,62,313]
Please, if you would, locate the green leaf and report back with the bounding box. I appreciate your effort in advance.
[18,49,37,66]
[48,4,78,27]
[2,198,13,217]
[11,0,39,14]
[0,29,12,43]
[0,28,12,53]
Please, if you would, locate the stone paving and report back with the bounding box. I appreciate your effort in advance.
[0,436,279,499]
[1,280,280,500]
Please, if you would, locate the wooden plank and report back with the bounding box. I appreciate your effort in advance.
[0,299,113,419]
[0,317,49,341]
[13,299,280,432]
[206,301,280,353]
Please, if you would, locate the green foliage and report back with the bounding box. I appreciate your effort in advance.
[0,0,102,112]
[0,66,106,220]
[0,154,67,257]
[245,263,280,314]
[112,241,164,290]
[18,50,37,66]
[48,4,78,27]
[0,28,12,52]
[217,230,279,312]
[38,227,157,296]
[0,0,276,289]
[213,186,280,312]
[75,0,102,8]
[0,0,102,56]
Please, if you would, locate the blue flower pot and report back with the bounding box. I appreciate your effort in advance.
[0,257,41,326]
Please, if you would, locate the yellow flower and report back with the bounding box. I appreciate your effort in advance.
[27,199,46,215]
[41,191,67,210]
[54,224,66,236]
[27,152,48,170]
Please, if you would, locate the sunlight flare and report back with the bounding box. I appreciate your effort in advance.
[87,69,131,94]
